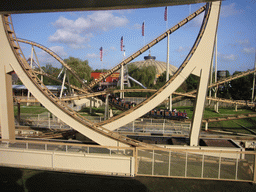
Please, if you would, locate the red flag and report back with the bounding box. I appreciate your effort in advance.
[164,7,167,21]
[121,36,123,51]
[100,47,103,61]
[142,22,145,36]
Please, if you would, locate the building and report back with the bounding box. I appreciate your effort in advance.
[128,53,178,78]
[91,72,119,87]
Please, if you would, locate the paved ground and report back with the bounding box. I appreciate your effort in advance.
[0,166,256,192]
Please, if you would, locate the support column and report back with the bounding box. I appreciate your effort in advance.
[205,122,208,131]
[104,94,110,120]
[0,65,15,140]
[17,102,21,125]
[89,97,92,114]
[120,65,124,99]
[190,68,212,146]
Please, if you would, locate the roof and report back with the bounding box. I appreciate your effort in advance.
[129,54,178,77]
[0,1,218,14]
[12,85,67,91]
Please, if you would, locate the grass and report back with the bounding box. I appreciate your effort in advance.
[13,104,256,135]
[14,105,49,116]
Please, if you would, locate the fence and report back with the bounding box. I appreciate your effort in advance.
[115,119,190,135]
[0,139,135,176]
[19,112,191,135]
[0,139,255,182]
[19,112,72,130]
[136,147,256,182]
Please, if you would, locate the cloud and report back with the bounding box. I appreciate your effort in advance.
[37,46,67,67]
[218,52,237,61]
[133,23,142,30]
[86,53,98,59]
[188,13,204,27]
[242,47,255,54]
[49,11,129,48]
[220,3,243,17]
[50,46,68,58]
[236,39,250,46]
[175,46,190,53]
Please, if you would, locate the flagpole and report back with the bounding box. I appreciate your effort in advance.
[120,36,125,99]
[251,49,256,102]
[165,6,172,110]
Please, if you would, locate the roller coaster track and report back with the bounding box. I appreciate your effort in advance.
[17,38,91,92]
[2,14,160,148]
[33,70,88,94]
[88,4,207,88]
[14,4,242,109]
[172,68,256,102]
[11,7,208,105]
[202,113,256,123]
[1,2,221,147]
[96,2,220,129]
[25,40,255,107]
[174,92,255,107]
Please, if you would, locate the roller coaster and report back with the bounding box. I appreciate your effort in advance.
[1,1,244,148]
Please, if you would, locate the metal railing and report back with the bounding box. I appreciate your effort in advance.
[136,147,256,182]
[0,139,255,182]
[0,139,134,158]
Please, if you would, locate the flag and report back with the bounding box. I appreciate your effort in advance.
[121,36,123,51]
[164,7,167,21]
[100,47,103,61]
[142,22,145,36]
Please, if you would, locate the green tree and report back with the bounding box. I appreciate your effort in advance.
[217,70,231,99]
[41,64,62,85]
[229,71,253,100]
[64,57,92,87]
[154,71,171,89]
[127,64,156,88]
[186,74,199,92]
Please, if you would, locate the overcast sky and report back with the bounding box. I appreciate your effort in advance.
[11,0,256,75]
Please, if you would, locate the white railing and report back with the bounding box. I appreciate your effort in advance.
[136,148,256,183]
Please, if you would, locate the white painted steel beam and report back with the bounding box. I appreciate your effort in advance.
[103,1,221,148]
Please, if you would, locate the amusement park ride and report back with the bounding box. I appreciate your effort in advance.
[1,0,256,182]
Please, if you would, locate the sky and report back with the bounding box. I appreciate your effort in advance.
[11,0,256,75]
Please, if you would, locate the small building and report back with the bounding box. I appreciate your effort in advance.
[12,85,67,97]
[91,72,119,87]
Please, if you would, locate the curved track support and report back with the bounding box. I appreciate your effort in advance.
[0,15,145,148]
[102,2,221,147]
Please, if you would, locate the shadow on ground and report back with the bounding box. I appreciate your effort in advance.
[1,166,256,192]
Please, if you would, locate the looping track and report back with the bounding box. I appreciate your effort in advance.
[1,1,221,147]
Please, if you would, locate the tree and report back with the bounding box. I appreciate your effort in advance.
[41,64,62,85]
[185,74,199,92]
[64,57,92,87]
[127,64,156,88]
[154,71,171,89]
[229,71,253,100]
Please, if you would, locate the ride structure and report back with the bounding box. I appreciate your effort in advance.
[0,2,221,147]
